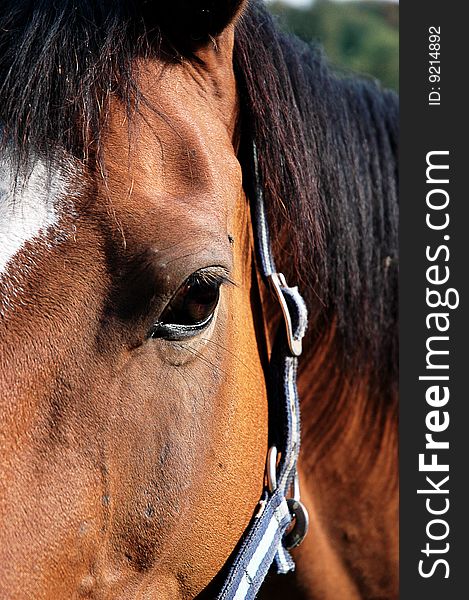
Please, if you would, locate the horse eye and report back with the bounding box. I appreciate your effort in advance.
[148,272,222,340]
[162,276,220,326]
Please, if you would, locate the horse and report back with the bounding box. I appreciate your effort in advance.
[0,1,398,598]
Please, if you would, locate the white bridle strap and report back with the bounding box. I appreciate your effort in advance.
[215,143,308,599]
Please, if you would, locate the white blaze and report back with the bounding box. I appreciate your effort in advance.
[0,158,68,276]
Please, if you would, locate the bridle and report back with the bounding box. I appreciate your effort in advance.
[214,144,310,599]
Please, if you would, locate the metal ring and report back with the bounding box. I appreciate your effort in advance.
[284,498,309,550]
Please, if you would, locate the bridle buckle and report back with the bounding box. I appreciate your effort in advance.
[268,272,302,357]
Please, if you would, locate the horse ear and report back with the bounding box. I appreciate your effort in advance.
[142,1,246,44]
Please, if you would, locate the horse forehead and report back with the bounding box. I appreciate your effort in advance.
[102,101,242,244]
[103,58,241,204]
[0,156,75,278]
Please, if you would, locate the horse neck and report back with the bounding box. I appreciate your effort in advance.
[299,324,397,487]
[292,321,398,598]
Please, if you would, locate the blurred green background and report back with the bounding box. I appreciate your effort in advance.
[267,0,399,91]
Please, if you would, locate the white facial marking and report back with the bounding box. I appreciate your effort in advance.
[0,157,70,276]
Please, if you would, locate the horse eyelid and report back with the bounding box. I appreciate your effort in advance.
[148,312,216,341]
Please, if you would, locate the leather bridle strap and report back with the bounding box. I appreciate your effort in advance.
[215,144,309,599]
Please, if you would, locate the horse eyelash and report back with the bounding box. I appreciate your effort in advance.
[190,267,237,289]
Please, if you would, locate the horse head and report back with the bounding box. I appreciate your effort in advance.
[0,2,272,597]
[1,1,399,598]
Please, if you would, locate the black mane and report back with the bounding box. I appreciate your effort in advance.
[0,0,159,166]
[0,0,398,383]
[234,3,398,386]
